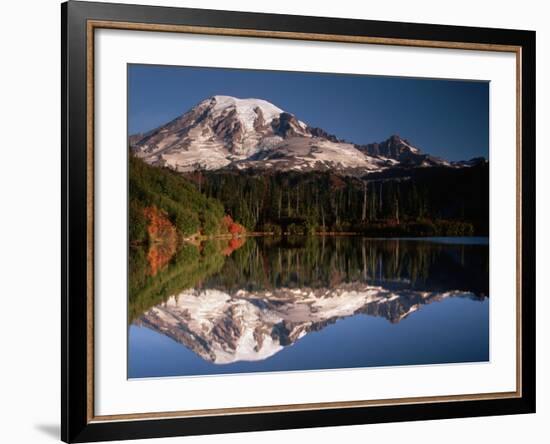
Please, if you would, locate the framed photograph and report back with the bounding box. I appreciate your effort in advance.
[62,1,535,442]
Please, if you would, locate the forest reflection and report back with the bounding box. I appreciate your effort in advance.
[129,236,489,323]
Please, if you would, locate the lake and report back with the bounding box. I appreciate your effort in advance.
[128,236,489,378]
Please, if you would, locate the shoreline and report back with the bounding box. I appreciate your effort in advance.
[182,232,489,243]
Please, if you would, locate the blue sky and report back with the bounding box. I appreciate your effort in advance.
[128,64,488,161]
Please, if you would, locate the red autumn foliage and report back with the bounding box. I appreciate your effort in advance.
[221,237,246,256]
[143,206,176,242]
[143,206,177,276]
[221,215,246,236]
[147,242,177,277]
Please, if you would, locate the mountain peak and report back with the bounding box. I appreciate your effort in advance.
[387,134,405,143]
[387,134,417,149]
[205,95,285,124]
[130,95,470,174]
[356,134,422,160]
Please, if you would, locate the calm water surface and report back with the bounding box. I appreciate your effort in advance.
[128,236,489,378]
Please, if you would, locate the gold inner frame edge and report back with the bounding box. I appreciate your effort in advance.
[85,19,523,423]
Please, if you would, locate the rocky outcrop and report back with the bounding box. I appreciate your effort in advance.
[355,135,450,167]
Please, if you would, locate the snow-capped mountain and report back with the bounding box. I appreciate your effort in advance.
[135,284,483,365]
[130,95,484,174]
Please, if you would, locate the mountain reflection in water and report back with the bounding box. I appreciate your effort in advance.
[128,236,489,377]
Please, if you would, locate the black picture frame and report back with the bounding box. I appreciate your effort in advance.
[62,1,536,442]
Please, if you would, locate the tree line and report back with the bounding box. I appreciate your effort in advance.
[129,155,227,245]
[198,165,489,236]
